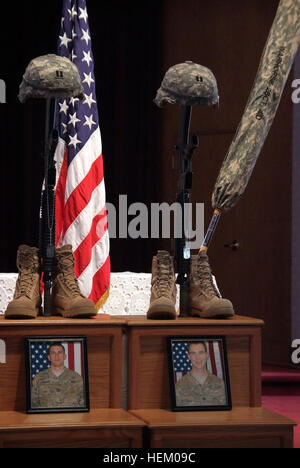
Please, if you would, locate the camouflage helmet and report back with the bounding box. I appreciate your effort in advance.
[154,61,219,107]
[18,54,84,103]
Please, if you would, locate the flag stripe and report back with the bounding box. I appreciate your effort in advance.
[62,342,83,376]
[88,254,111,304]
[175,372,183,383]
[74,210,108,278]
[78,232,110,298]
[61,342,70,367]
[55,137,68,184]
[62,180,106,250]
[73,343,82,376]
[64,128,102,203]
[208,342,217,376]
[62,154,104,237]
[214,341,223,379]
[68,342,75,371]
[218,341,225,380]
[55,145,68,245]
[81,343,84,377]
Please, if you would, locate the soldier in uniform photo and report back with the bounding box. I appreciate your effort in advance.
[31,342,84,408]
[175,341,226,407]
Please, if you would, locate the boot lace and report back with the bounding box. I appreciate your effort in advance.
[155,255,173,298]
[196,255,220,298]
[15,253,38,298]
[58,254,81,295]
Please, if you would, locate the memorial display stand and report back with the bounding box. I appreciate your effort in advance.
[0,316,145,448]
[0,314,296,448]
[126,315,296,448]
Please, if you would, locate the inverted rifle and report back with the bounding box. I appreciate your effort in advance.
[39,98,58,316]
[175,104,198,317]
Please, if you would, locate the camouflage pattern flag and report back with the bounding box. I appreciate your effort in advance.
[212,0,300,213]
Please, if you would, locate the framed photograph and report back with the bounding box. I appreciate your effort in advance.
[25,336,90,414]
[167,336,232,411]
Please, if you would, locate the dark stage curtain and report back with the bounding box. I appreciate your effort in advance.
[0,1,164,273]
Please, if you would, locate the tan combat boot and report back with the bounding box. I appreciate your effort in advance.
[52,244,96,318]
[5,245,41,319]
[189,251,234,318]
[147,250,177,320]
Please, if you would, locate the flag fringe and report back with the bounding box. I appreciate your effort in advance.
[95,287,110,311]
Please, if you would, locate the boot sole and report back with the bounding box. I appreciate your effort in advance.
[189,307,234,319]
[52,306,97,318]
[4,307,40,319]
[147,305,176,320]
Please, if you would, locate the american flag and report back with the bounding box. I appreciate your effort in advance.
[30,341,83,379]
[172,340,225,383]
[55,0,110,309]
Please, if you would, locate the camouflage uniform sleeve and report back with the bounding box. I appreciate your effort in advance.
[207,374,227,405]
[217,379,226,405]
[175,379,185,406]
[78,388,84,407]
[76,374,84,407]
[175,373,193,406]
[31,375,40,408]
[67,369,85,407]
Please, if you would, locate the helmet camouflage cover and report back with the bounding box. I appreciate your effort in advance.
[154,61,219,107]
[18,54,84,103]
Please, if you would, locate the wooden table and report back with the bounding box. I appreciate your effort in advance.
[0,408,145,448]
[126,315,264,409]
[131,407,295,448]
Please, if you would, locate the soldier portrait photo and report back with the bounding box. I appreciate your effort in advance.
[167,336,231,411]
[25,336,89,413]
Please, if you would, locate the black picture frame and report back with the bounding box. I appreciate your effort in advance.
[25,336,90,414]
[167,335,232,411]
